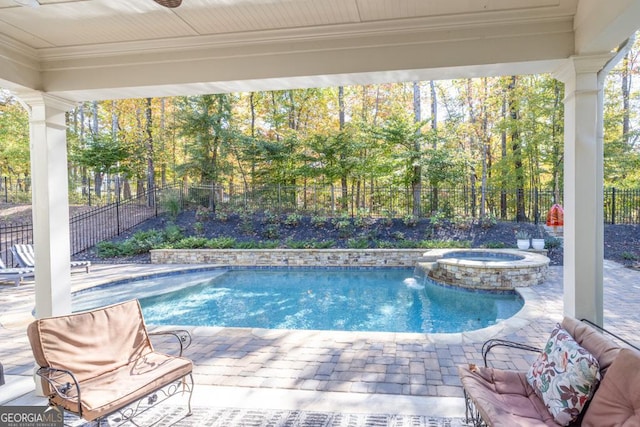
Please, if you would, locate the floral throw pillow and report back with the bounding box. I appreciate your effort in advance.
[526,324,601,426]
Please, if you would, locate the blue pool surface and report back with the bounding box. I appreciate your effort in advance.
[75,268,523,333]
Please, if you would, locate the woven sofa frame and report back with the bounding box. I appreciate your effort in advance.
[27,299,194,425]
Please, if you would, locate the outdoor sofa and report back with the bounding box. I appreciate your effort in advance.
[458,316,640,426]
[27,299,193,425]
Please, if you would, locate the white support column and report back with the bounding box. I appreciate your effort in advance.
[17,92,76,318]
[555,55,610,324]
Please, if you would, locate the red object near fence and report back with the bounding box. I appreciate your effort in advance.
[546,204,564,226]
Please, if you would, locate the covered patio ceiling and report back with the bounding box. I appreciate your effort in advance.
[0,0,637,100]
[0,0,639,323]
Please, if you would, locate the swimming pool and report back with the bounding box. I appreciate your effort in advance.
[74,268,523,333]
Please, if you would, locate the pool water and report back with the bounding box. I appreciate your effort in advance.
[132,268,523,333]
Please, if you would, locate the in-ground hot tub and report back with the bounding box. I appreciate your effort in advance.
[416,248,550,291]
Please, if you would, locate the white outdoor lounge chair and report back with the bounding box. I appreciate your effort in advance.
[0,257,35,286]
[12,244,91,274]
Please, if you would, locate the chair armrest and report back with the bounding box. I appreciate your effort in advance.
[482,339,541,367]
[149,329,192,356]
[35,367,84,417]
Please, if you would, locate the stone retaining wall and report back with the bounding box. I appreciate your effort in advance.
[150,248,427,267]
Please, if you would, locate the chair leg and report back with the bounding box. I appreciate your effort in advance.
[185,373,194,416]
[463,389,486,427]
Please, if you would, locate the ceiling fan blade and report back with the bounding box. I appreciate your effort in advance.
[153,0,182,7]
[13,0,40,7]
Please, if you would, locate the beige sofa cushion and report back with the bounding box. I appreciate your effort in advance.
[51,351,192,421]
[458,365,562,427]
[582,348,640,427]
[28,299,153,390]
[561,317,621,376]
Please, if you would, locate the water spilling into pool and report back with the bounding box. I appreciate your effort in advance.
[75,268,524,333]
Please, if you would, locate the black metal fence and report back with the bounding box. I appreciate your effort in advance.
[183,184,640,225]
[0,175,162,206]
[0,185,180,267]
[1,183,638,267]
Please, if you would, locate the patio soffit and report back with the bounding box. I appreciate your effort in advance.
[0,0,637,101]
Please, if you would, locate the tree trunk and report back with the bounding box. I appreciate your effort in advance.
[509,76,527,222]
[411,81,422,216]
[111,100,121,201]
[91,102,101,198]
[249,92,257,189]
[430,80,439,214]
[123,179,132,199]
[551,80,563,204]
[145,98,155,207]
[160,98,167,187]
[622,51,631,144]
[338,86,348,210]
[500,82,508,219]
[480,78,488,218]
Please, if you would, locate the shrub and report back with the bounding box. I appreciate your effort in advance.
[262,210,280,225]
[95,241,123,258]
[159,189,182,220]
[172,236,209,249]
[452,215,472,230]
[195,206,212,222]
[621,251,639,261]
[419,239,471,249]
[346,237,370,249]
[429,211,448,228]
[285,238,332,249]
[239,213,254,235]
[261,224,280,239]
[255,241,280,249]
[479,214,498,228]
[162,224,184,243]
[391,231,405,240]
[484,241,507,249]
[284,213,302,227]
[352,215,366,229]
[311,215,327,228]
[393,240,421,248]
[127,229,166,253]
[402,215,419,227]
[545,236,562,249]
[206,237,236,249]
[215,210,229,222]
[193,221,204,236]
[333,215,353,237]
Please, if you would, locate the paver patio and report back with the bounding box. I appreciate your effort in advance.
[1,261,639,419]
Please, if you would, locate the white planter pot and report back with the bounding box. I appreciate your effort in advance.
[531,239,545,250]
[517,239,530,250]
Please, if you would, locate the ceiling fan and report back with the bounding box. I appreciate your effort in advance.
[13,0,39,7]
[13,0,183,8]
[153,0,182,7]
